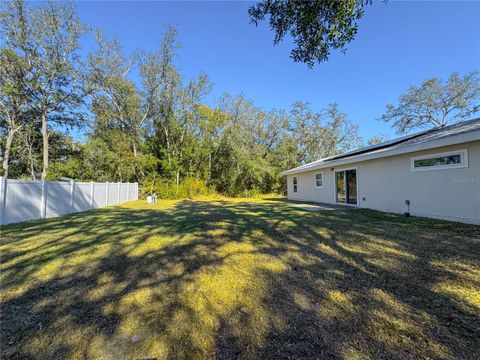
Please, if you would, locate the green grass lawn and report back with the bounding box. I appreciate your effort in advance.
[1,198,479,359]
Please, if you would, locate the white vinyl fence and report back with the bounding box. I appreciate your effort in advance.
[0,177,138,225]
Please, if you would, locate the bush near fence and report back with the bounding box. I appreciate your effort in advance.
[140,178,283,200]
[0,177,138,225]
[141,178,213,200]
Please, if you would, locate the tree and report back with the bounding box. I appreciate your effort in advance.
[249,0,372,67]
[191,104,229,181]
[320,103,362,156]
[381,71,480,134]
[287,102,360,163]
[6,124,76,180]
[145,27,211,188]
[0,1,33,177]
[212,94,280,195]
[16,123,41,179]
[367,134,389,146]
[83,132,157,182]
[88,31,155,181]
[0,49,31,177]
[1,1,87,179]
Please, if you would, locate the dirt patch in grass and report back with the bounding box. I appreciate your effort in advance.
[1,198,479,359]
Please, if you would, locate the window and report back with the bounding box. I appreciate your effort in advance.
[411,149,468,172]
[315,172,323,188]
[293,176,298,193]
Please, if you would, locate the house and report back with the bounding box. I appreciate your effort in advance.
[282,118,480,224]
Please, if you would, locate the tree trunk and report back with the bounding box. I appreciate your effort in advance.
[29,157,36,180]
[208,152,212,181]
[176,170,180,194]
[2,128,17,178]
[132,141,138,157]
[41,109,48,179]
[24,132,36,180]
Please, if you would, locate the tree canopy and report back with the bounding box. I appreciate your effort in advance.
[0,0,86,178]
[381,71,480,134]
[249,0,372,67]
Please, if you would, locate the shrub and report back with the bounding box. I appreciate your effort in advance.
[141,178,213,200]
[140,177,284,200]
[238,190,283,199]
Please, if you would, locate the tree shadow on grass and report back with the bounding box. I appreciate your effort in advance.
[1,199,479,359]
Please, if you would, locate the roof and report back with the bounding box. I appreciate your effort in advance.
[282,118,480,175]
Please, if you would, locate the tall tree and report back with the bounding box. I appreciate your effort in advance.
[0,49,32,178]
[213,94,274,194]
[1,1,87,179]
[288,102,360,163]
[16,123,41,179]
[145,27,211,188]
[89,29,164,158]
[381,71,480,134]
[249,0,372,67]
[88,31,156,181]
[288,101,324,163]
[31,2,86,178]
[190,104,229,181]
[141,26,181,182]
[0,0,32,177]
[321,103,362,156]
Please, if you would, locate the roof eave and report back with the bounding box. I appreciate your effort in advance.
[281,130,480,176]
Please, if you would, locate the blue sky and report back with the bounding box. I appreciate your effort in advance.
[74,1,480,140]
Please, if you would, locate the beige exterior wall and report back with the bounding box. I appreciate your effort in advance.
[287,141,480,224]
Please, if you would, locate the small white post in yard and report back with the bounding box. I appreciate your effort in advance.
[0,176,7,225]
[40,179,47,219]
[90,181,95,208]
[69,180,75,212]
[126,182,130,201]
[105,182,109,206]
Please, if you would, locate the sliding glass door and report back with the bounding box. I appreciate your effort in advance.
[336,169,357,205]
[336,171,346,203]
[346,170,357,204]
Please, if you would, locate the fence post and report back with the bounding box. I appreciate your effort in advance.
[105,182,109,206]
[69,180,75,212]
[117,182,120,204]
[90,182,95,208]
[0,176,6,225]
[135,182,138,200]
[40,180,47,219]
[126,182,130,201]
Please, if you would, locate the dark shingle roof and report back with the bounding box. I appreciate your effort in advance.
[284,118,480,174]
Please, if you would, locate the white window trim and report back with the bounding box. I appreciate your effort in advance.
[411,149,468,172]
[315,172,324,188]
